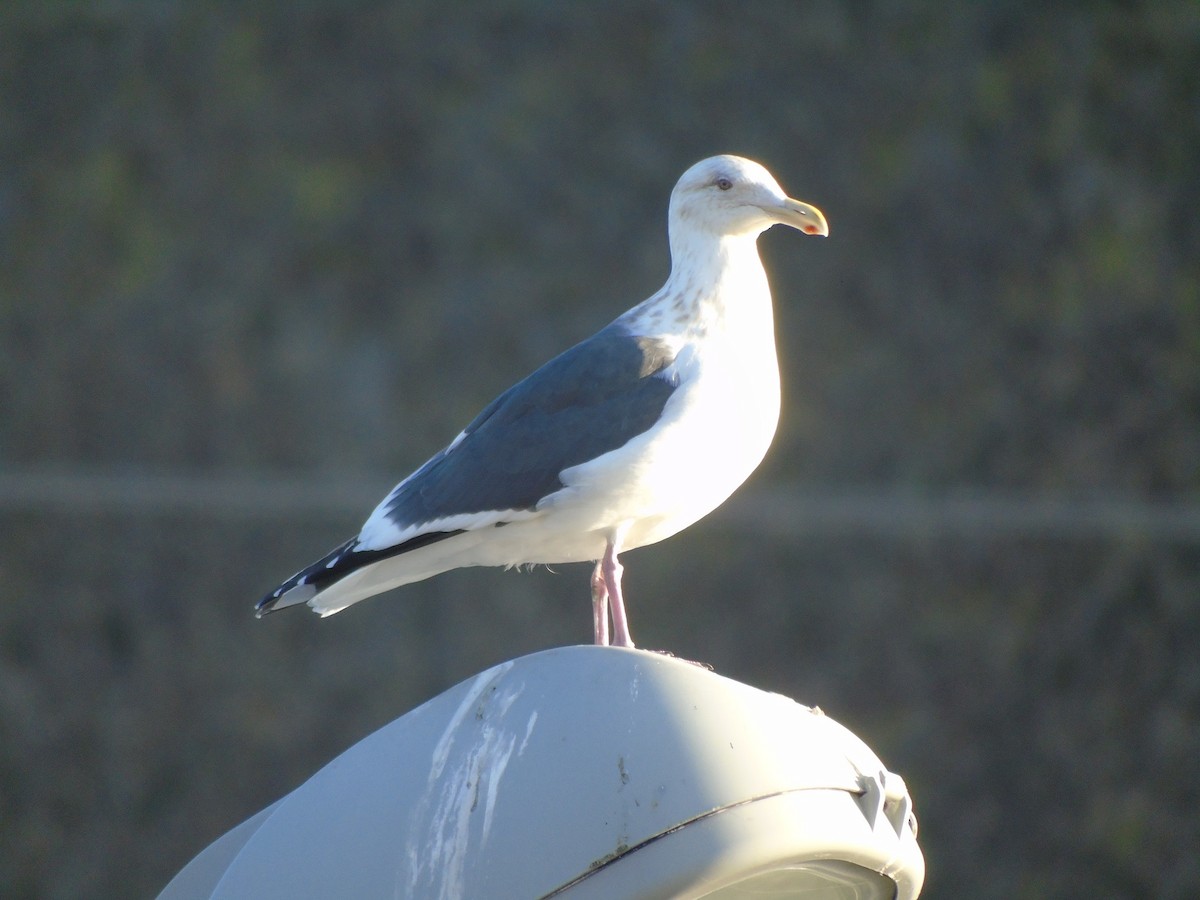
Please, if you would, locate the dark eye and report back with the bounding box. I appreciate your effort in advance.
[715,176,733,191]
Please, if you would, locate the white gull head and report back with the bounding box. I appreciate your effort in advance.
[668,155,829,243]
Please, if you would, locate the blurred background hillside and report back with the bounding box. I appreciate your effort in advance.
[2,2,1198,897]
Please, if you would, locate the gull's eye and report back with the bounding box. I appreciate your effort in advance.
[715,176,733,191]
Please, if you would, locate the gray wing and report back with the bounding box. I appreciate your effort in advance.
[383,322,679,523]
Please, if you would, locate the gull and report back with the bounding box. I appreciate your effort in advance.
[257,155,827,648]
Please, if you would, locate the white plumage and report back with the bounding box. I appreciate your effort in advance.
[257,155,828,647]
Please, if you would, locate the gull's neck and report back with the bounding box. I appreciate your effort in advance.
[668,224,767,294]
[622,225,772,337]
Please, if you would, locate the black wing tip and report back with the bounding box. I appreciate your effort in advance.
[254,580,319,617]
[252,530,467,620]
[253,538,359,619]
[253,586,293,617]
[254,595,279,618]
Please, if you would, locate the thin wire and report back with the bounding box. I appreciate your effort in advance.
[2,468,1197,542]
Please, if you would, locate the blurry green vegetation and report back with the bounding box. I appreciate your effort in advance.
[1,2,1198,897]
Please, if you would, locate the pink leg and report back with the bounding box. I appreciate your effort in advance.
[602,540,635,649]
[590,561,609,646]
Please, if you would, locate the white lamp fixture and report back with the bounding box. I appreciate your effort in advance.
[160,647,923,899]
